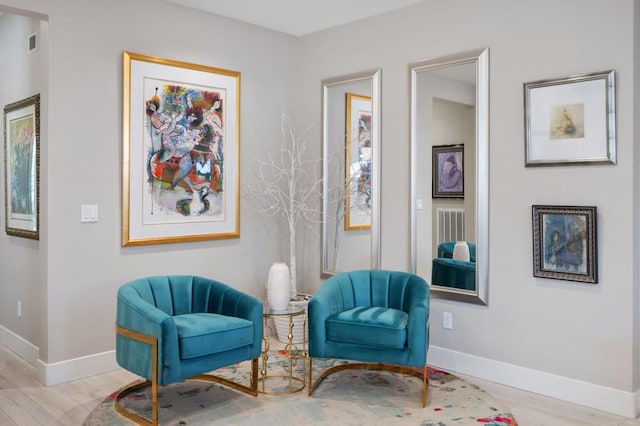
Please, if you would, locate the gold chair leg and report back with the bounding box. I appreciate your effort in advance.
[307,356,314,396]
[115,325,159,426]
[308,361,429,407]
[114,380,156,426]
[191,357,260,397]
[115,324,259,425]
[422,365,428,408]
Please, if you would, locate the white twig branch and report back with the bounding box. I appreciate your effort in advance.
[246,111,323,298]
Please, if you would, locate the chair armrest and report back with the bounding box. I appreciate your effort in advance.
[308,277,349,357]
[116,290,180,382]
[401,277,428,365]
[307,296,327,358]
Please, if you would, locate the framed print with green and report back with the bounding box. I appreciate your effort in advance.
[4,94,40,239]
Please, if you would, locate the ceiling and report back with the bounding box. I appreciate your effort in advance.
[163,0,430,36]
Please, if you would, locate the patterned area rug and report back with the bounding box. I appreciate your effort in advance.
[84,351,518,425]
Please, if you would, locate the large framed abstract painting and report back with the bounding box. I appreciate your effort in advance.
[524,70,616,166]
[532,205,597,283]
[3,94,40,240]
[432,144,464,199]
[122,52,240,246]
[345,92,372,231]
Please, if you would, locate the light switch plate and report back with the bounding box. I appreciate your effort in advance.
[80,204,98,223]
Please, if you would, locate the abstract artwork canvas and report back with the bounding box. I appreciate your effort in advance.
[122,52,240,246]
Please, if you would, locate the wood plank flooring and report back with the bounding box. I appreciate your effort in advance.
[0,344,638,425]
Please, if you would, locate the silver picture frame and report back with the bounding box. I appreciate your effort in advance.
[524,70,616,166]
[532,205,597,284]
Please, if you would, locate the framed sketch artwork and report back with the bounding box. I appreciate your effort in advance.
[432,144,464,198]
[122,52,240,246]
[524,70,616,166]
[532,205,597,283]
[3,94,40,240]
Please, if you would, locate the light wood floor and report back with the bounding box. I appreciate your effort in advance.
[0,344,638,425]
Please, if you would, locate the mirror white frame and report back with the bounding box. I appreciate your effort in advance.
[409,48,489,305]
[321,69,381,276]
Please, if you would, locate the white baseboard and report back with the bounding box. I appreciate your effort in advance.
[428,345,639,419]
[37,350,119,386]
[0,326,39,366]
[0,326,120,386]
[2,325,638,417]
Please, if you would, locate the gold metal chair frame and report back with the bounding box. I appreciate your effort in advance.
[114,325,258,426]
[307,358,429,407]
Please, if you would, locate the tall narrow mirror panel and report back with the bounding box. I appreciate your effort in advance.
[322,70,381,276]
[410,49,489,305]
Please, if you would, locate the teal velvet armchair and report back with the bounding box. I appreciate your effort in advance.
[431,241,477,291]
[115,275,263,425]
[307,270,430,406]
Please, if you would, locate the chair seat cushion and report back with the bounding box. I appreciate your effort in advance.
[325,307,408,350]
[174,313,253,360]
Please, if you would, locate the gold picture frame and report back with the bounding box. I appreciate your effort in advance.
[122,52,240,246]
[345,92,372,231]
[3,94,40,240]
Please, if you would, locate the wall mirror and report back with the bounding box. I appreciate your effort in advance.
[322,69,381,276]
[410,49,489,305]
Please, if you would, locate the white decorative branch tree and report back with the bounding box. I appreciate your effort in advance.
[247,112,322,300]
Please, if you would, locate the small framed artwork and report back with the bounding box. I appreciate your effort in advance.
[122,52,240,246]
[345,92,372,230]
[432,144,464,198]
[524,70,616,166]
[3,94,40,240]
[532,205,597,283]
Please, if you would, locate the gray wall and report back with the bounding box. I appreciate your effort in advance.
[0,0,638,417]
[297,0,638,416]
[0,12,48,365]
[0,0,298,365]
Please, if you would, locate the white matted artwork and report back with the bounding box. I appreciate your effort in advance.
[122,52,240,246]
[524,70,615,166]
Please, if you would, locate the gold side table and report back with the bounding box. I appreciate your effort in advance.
[259,306,307,395]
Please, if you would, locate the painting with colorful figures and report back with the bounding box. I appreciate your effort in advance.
[122,52,240,246]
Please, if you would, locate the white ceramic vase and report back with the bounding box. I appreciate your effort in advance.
[453,241,470,262]
[267,262,291,311]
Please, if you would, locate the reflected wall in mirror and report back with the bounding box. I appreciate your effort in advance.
[410,49,489,305]
[322,70,381,276]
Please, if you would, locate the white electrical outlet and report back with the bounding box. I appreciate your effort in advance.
[17,301,22,318]
[443,311,453,329]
